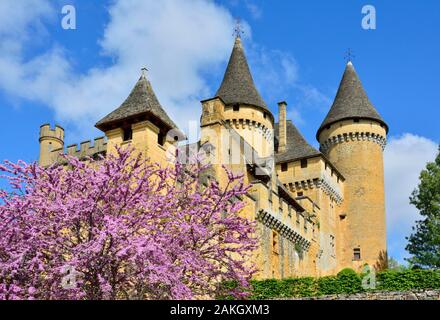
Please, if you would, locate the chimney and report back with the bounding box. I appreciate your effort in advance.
[278,101,287,153]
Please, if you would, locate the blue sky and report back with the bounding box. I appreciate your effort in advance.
[0,0,439,264]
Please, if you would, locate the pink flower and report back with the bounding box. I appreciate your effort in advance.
[0,146,257,300]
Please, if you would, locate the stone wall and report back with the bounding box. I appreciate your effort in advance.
[283,289,440,300]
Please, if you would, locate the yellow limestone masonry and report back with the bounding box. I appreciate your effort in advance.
[38,38,388,279]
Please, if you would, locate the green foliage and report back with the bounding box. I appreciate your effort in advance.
[406,147,440,269]
[243,269,440,300]
[387,257,409,272]
[337,268,357,276]
[336,269,363,294]
[376,269,440,291]
[249,277,317,299]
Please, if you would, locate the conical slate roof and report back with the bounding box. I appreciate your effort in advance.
[317,61,388,139]
[275,120,321,163]
[96,73,178,131]
[216,37,269,112]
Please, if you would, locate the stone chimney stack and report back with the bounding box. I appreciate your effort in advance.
[278,101,287,153]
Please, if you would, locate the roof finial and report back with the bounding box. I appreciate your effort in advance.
[141,67,149,78]
[233,18,244,38]
[344,48,355,64]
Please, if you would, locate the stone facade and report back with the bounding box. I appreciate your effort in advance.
[38,36,388,280]
[283,289,440,300]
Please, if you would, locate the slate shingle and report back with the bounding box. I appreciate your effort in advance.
[96,74,178,131]
[216,37,270,112]
[317,62,388,139]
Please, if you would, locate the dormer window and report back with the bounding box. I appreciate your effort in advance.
[158,132,165,146]
[301,159,308,168]
[123,128,133,141]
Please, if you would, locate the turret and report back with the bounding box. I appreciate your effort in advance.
[95,69,184,159]
[204,35,274,158]
[39,124,64,166]
[317,61,388,271]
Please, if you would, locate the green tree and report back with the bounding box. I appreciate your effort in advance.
[387,257,408,272]
[406,146,440,269]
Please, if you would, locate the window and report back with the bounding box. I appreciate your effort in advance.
[288,205,292,217]
[353,248,361,261]
[326,125,331,130]
[123,128,133,141]
[300,159,308,168]
[233,104,240,112]
[281,163,288,172]
[296,213,300,228]
[158,132,165,146]
[297,192,303,197]
[354,119,360,123]
[263,112,268,119]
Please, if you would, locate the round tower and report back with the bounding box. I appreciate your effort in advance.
[215,36,274,158]
[39,124,64,167]
[317,61,388,271]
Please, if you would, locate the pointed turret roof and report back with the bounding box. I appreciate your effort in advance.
[216,36,269,112]
[275,120,321,163]
[317,61,388,139]
[96,72,178,131]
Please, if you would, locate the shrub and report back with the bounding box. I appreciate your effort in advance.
[336,269,363,294]
[337,268,357,277]
[244,269,440,300]
[377,269,440,291]
[317,276,342,295]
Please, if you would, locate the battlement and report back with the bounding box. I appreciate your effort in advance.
[39,124,65,142]
[65,137,107,159]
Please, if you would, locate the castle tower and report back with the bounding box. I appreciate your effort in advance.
[95,69,183,162]
[39,124,65,166]
[316,61,388,270]
[205,35,274,158]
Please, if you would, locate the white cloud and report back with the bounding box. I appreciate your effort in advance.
[384,133,438,262]
[0,0,327,143]
[0,0,235,140]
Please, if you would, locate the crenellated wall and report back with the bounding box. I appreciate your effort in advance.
[66,137,107,159]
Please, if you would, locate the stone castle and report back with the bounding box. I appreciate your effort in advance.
[38,35,388,278]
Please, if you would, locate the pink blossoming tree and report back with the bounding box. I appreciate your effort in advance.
[0,147,257,300]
